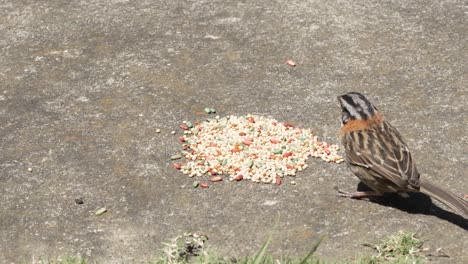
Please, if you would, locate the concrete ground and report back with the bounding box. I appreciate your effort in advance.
[0,0,467,263]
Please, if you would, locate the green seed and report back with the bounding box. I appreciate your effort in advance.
[183,166,192,170]
[186,121,193,128]
[247,160,254,168]
[170,154,182,160]
[95,208,107,216]
[222,159,228,166]
[192,181,199,188]
[204,107,212,113]
[298,136,306,141]
[209,108,216,113]
[272,149,283,154]
[292,158,299,162]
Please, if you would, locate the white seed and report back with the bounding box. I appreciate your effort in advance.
[156,129,161,133]
[171,131,176,135]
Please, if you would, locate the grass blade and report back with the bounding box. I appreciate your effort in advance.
[252,234,272,264]
[298,237,323,264]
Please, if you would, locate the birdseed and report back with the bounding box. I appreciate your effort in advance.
[173,114,344,184]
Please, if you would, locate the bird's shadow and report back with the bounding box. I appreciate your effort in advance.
[355,182,468,230]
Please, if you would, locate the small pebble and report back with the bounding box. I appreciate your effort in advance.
[156,129,161,133]
[171,131,176,135]
[75,198,84,205]
[290,181,296,185]
[28,167,33,172]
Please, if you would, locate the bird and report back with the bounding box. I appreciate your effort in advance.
[336,92,468,219]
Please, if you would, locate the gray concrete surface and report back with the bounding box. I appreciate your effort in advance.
[1,0,467,263]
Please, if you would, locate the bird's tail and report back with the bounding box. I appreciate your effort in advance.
[419,179,468,219]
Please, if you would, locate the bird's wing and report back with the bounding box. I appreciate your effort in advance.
[346,123,420,189]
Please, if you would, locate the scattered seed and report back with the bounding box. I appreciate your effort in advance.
[210,176,223,182]
[210,108,216,113]
[275,177,281,185]
[156,129,161,133]
[173,163,182,170]
[180,124,189,130]
[200,182,209,188]
[186,121,193,128]
[272,149,283,154]
[171,131,176,135]
[95,208,107,216]
[286,59,296,67]
[192,181,199,188]
[234,174,243,181]
[28,167,33,172]
[290,181,296,185]
[178,136,186,142]
[170,154,182,160]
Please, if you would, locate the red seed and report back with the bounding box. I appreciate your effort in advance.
[324,148,331,155]
[287,139,295,143]
[275,177,281,185]
[272,121,277,126]
[230,149,242,153]
[270,139,280,144]
[208,168,217,175]
[283,122,292,127]
[210,176,223,182]
[282,152,293,158]
[286,59,296,67]
[286,164,294,169]
[178,136,185,142]
[242,139,253,146]
[269,155,277,160]
[173,163,182,170]
[239,132,246,136]
[248,117,255,123]
[234,174,243,181]
[180,124,189,130]
[182,145,190,150]
[200,182,209,188]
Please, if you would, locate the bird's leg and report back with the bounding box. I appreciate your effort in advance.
[334,187,383,199]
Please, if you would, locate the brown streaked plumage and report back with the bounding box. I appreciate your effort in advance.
[337,92,468,219]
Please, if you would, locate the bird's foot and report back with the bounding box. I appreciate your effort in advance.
[334,187,382,199]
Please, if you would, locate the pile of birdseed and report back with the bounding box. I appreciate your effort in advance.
[172,114,344,184]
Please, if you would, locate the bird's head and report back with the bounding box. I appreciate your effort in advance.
[337,92,379,126]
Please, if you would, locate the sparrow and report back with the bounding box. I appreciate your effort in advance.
[337,92,468,219]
